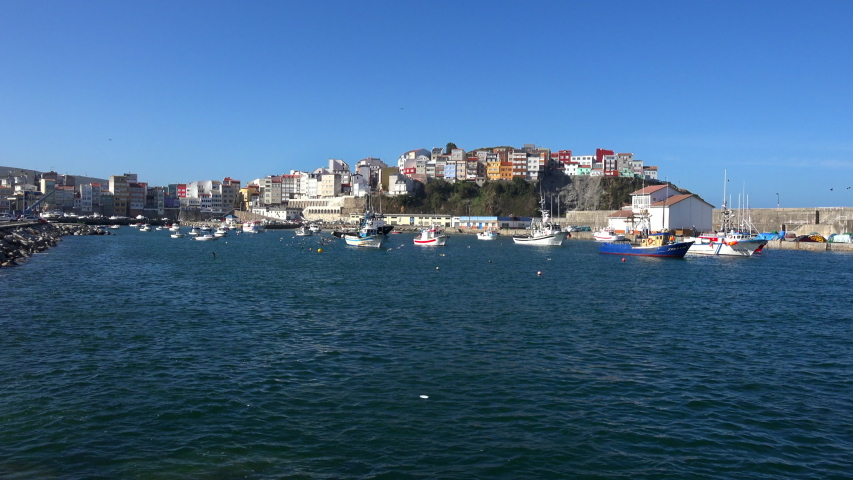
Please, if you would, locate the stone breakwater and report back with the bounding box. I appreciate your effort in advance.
[0,223,110,268]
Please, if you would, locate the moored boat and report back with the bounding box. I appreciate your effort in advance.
[193,234,218,241]
[599,233,693,257]
[593,229,625,242]
[342,211,386,248]
[685,231,767,256]
[242,221,265,233]
[477,228,500,240]
[188,227,201,237]
[170,232,185,238]
[513,197,567,246]
[414,225,448,246]
[295,225,312,236]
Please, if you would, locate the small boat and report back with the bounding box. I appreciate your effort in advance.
[108,224,121,229]
[193,234,218,241]
[513,197,567,246]
[188,227,201,237]
[214,226,229,237]
[242,221,265,233]
[170,233,185,238]
[414,225,448,246]
[828,233,853,243]
[599,233,694,258]
[139,224,152,232]
[477,228,500,240]
[169,224,181,232]
[308,223,321,233]
[295,225,312,236]
[390,230,402,234]
[593,229,625,242]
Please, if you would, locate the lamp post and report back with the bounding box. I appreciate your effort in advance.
[776,193,780,209]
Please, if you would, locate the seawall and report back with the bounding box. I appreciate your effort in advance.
[0,222,110,268]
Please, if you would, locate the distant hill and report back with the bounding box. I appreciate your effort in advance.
[379,174,697,216]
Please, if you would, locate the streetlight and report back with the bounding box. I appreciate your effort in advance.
[776,193,780,209]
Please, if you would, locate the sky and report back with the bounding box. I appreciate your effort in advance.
[1,0,852,208]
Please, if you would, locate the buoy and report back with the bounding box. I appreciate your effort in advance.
[537,271,542,276]
[622,258,626,262]
[436,267,440,270]
[488,260,492,263]
[317,248,322,253]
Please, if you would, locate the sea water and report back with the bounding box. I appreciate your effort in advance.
[1,228,851,479]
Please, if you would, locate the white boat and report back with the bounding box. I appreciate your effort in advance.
[170,233,185,238]
[477,229,500,240]
[242,221,265,233]
[193,234,218,241]
[685,171,767,257]
[343,212,386,248]
[309,223,321,233]
[414,225,448,246]
[512,198,567,246]
[593,229,625,242]
[188,227,201,237]
[295,225,312,236]
[214,226,229,237]
[685,230,767,256]
[108,224,121,229]
[169,224,181,232]
[139,224,152,232]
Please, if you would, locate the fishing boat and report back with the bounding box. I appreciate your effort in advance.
[188,226,201,237]
[242,221,265,233]
[295,225,312,236]
[214,226,229,237]
[512,197,567,246]
[309,223,321,233]
[342,213,385,248]
[684,173,767,256]
[193,234,218,241]
[170,232,185,238]
[593,228,625,242]
[477,228,500,240]
[599,233,693,257]
[169,224,181,232]
[685,231,767,256]
[139,224,152,232]
[414,225,448,246]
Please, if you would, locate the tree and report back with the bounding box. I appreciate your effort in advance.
[445,142,457,154]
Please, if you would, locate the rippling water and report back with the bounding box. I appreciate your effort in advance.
[1,228,852,479]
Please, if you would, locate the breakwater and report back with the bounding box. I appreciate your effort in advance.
[0,222,110,268]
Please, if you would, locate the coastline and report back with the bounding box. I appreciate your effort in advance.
[0,222,110,268]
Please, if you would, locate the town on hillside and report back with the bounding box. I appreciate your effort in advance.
[1,144,663,224]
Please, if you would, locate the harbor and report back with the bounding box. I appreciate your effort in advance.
[1,226,851,478]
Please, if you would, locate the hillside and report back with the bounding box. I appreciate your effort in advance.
[378,175,694,216]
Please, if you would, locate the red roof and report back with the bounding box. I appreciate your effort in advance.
[607,209,636,218]
[649,194,693,207]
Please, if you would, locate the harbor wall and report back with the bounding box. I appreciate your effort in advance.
[561,207,853,236]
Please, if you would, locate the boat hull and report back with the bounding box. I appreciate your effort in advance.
[343,234,385,248]
[685,238,767,257]
[512,232,567,246]
[414,236,448,246]
[599,240,693,257]
[477,234,499,241]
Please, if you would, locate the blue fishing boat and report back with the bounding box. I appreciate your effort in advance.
[599,233,694,258]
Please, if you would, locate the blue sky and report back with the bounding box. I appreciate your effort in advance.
[1,0,852,208]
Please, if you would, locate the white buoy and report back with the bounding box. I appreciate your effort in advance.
[420,395,429,399]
